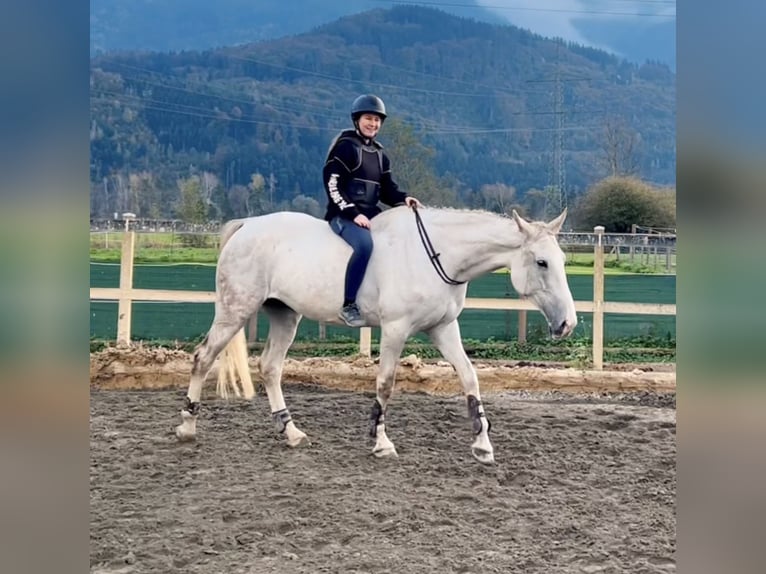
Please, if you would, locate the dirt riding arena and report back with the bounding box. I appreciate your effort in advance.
[90,348,676,573]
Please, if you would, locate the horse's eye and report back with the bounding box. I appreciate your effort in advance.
[536,259,548,268]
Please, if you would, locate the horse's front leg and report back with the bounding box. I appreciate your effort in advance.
[369,323,408,458]
[428,320,494,464]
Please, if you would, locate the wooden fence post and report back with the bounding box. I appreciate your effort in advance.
[517,310,527,344]
[592,225,605,370]
[629,223,636,263]
[116,220,136,346]
[359,327,372,357]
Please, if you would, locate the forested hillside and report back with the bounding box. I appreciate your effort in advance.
[89,6,675,221]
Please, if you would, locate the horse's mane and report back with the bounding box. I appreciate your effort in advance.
[374,205,549,238]
[419,206,509,218]
[376,205,508,224]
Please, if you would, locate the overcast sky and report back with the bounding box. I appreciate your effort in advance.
[474,0,676,55]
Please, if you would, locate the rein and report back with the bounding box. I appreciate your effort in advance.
[413,207,466,286]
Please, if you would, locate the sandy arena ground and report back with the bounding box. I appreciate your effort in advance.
[90,348,675,573]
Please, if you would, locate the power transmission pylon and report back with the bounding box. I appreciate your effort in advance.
[554,59,566,215]
[526,41,591,221]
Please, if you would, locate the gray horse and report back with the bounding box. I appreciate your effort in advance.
[176,206,576,464]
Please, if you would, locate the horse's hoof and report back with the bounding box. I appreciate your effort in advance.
[471,447,495,465]
[373,446,398,458]
[286,434,310,448]
[175,426,197,442]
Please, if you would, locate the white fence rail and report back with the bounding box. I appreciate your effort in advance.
[90,225,676,370]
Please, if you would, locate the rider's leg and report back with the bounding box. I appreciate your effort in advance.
[330,216,373,306]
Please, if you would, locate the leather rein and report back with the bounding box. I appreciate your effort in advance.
[412,206,466,286]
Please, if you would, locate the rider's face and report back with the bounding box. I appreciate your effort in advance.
[357,113,382,138]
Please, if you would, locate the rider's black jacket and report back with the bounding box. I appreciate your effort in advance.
[323,129,407,221]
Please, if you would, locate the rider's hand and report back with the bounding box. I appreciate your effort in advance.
[405,196,423,209]
[353,214,371,228]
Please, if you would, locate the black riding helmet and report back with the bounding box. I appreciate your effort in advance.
[350,94,387,123]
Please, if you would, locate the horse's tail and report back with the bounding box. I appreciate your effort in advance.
[216,327,254,400]
[214,218,256,400]
[219,217,246,250]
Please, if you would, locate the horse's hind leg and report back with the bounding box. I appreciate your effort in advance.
[261,301,308,447]
[175,315,249,441]
[428,320,494,464]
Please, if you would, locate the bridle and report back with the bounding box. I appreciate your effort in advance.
[412,206,466,286]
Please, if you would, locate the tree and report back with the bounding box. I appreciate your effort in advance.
[227,184,249,218]
[574,176,675,232]
[176,176,207,224]
[113,173,131,216]
[200,171,222,220]
[521,187,548,220]
[381,119,459,207]
[480,183,516,214]
[247,172,267,216]
[291,194,322,217]
[599,116,642,178]
[90,177,117,219]
[131,171,160,219]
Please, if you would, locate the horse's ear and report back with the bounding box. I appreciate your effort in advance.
[546,208,567,234]
[512,209,534,237]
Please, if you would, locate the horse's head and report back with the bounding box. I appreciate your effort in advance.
[508,209,577,339]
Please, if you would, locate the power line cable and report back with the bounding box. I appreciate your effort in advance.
[92,90,603,136]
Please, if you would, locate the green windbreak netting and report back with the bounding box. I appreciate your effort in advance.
[90,264,675,342]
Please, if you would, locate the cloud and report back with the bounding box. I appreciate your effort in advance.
[475,0,676,53]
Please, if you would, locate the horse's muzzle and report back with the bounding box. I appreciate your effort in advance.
[550,319,575,339]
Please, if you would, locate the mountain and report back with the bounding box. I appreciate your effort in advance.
[89,6,675,220]
[90,0,674,69]
[90,1,505,54]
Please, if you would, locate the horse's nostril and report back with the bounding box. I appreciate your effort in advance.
[549,321,568,337]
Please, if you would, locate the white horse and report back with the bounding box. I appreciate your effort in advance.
[175,206,576,464]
